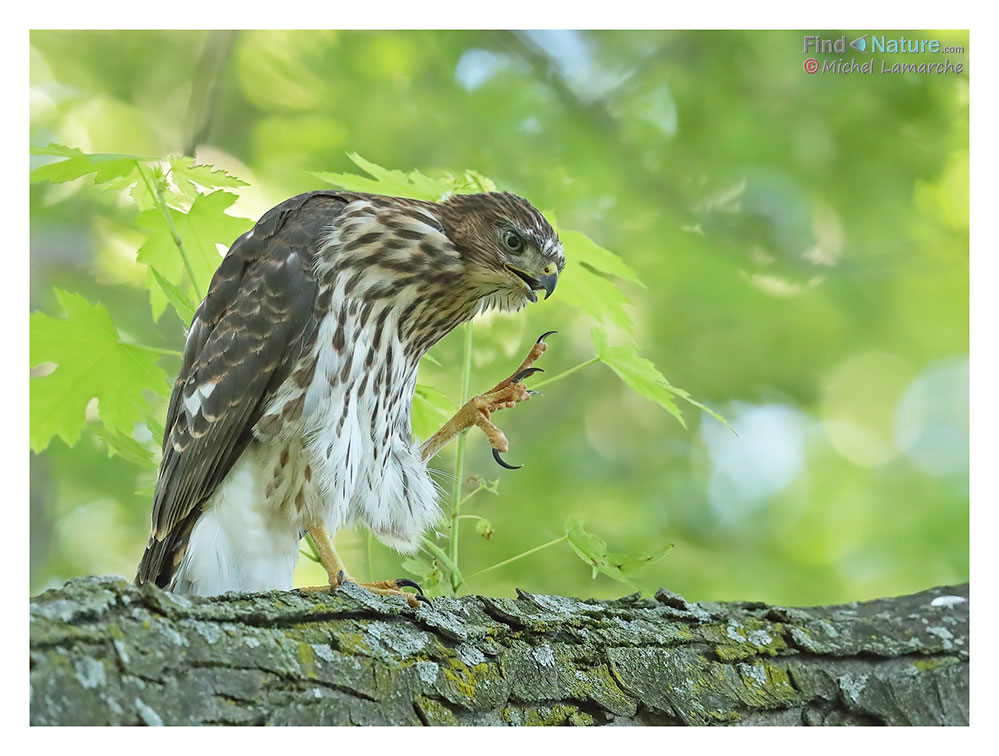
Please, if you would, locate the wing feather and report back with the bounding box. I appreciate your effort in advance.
[135,191,351,588]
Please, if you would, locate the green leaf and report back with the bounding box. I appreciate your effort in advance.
[313,154,506,203]
[148,266,197,325]
[475,518,495,541]
[312,152,455,202]
[411,384,456,441]
[169,156,248,199]
[560,230,644,286]
[175,190,252,295]
[143,413,166,446]
[95,426,157,470]
[402,555,444,590]
[136,229,183,321]
[450,169,497,194]
[309,169,396,196]
[421,351,443,368]
[401,556,433,578]
[590,326,687,426]
[126,162,179,212]
[137,189,252,301]
[420,537,464,588]
[30,143,151,185]
[592,327,732,431]
[608,547,675,581]
[564,519,671,590]
[30,290,172,453]
[558,261,633,334]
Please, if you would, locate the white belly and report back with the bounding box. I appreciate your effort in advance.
[172,444,305,595]
[173,411,441,595]
[174,288,445,595]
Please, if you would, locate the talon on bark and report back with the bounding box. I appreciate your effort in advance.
[394,577,431,604]
[335,569,347,588]
[493,448,523,470]
[511,367,544,383]
[536,330,559,344]
[394,577,423,593]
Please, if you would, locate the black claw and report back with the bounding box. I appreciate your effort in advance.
[526,390,541,396]
[336,569,346,587]
[493,448,523,470]
[536,330,559,344]
[395,577,431,604]
[512,366,544,383]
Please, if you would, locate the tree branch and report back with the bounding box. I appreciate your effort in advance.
[29,577,968,725]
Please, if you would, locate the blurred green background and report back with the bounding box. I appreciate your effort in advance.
[29,30,968,605]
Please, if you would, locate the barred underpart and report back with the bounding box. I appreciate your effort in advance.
[135,189,563,595]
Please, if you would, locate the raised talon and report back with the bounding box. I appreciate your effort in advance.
[511,367,544,383]
[419,329,559,466]
[493,448,523,470]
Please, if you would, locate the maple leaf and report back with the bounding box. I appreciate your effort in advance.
[30,290,172,453]
[168,156,248,199]
[136,190,252,319]
[564,518,672,590]
[29,143,151,185]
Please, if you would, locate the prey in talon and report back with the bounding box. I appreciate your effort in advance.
[134,188,564,606]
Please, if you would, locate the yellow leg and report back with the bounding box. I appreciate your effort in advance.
[306,523,351,585]
[300,524,426,608]
[419,331,556,466]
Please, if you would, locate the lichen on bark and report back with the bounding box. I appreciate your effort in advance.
[29,577,968,726]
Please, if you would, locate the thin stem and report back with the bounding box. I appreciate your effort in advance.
[529,356,600,390]
[420,537,464,587]
[459,482,492,508]
[447,322,475,594]
[182,31,235,156]
[366,531,374,583]
[136,161,202,294]
[465,535,569,580]
[457,514,487,522]
[300,531,321,563]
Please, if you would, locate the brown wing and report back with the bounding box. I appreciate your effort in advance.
[135,191,352,588]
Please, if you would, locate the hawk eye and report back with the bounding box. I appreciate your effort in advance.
[503,230,523,252]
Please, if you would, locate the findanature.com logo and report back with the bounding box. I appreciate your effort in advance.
[802,33,966,76]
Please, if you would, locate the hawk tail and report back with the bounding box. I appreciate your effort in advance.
[134,510,200,590]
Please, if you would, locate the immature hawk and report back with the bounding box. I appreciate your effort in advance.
[135,190,563,605]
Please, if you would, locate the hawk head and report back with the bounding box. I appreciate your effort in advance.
[438,192,565,312]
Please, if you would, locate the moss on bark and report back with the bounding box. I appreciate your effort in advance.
[29,577,968,726]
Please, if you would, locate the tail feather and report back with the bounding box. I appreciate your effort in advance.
[134,510,200,590]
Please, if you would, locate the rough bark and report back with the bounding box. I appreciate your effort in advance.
[29,576,969,726]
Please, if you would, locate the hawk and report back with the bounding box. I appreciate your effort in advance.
[135,190,564,605]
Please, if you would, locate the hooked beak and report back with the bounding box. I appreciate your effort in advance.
[538,271,558,299]
[506,265,559,301]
